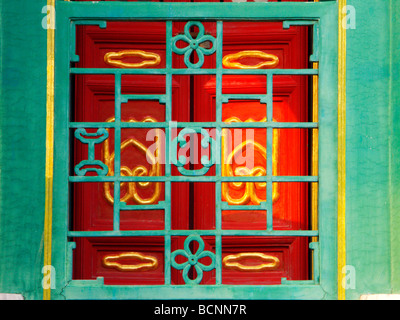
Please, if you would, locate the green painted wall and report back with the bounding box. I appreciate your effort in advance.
[0,0,398,299]
[345,0,393,299]
[344,0,400,298]
[389,0,400,294]
[0,0,48,300]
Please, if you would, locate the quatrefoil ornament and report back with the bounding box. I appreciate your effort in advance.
[171,235,216,285]
[172,21,216,69]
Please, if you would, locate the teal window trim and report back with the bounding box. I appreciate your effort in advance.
[53,1,338,300]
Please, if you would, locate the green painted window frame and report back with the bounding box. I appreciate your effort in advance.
[53,1,338,300]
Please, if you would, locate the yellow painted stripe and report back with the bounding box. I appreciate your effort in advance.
[311,61,318,240]
[338,0,347,301]
[44,0,55,301]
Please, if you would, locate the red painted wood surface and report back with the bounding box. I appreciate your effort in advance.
[72,0,311,286]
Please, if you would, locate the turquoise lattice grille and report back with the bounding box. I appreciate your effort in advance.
[54,1,338,299]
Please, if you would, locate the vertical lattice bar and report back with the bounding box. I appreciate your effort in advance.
[215,20,223,285]
[113,73,122,231]
[266,74,274,231]
[164,20,173,285]
[164,235,171,285]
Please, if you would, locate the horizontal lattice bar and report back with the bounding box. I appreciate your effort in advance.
[70,68,318,76]
[60,1,330,21]
[69,122,318,129]
[68,229,318,237]
[120,202,167,211]
[69,176,319,183]
[221,203,267,211]
[121,94,167,104]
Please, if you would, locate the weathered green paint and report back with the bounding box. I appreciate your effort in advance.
[0,0,398,300]
[345,0,394,299]
[0,0,48,300]
[389,0,400,294]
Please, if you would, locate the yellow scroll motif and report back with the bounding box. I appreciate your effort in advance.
[102,252,159,272]
[223,252,280,272]
[222,50,279,69]
[103,117,162,205]
[222,117,279,205]
[104,50,161,68]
